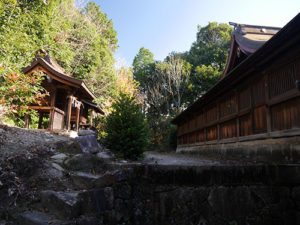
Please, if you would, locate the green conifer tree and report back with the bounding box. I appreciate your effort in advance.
[105,93,148,160]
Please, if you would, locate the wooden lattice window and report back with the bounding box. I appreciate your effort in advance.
[252,78,265,105]
[206,126,218,141]
[269,63,297,99]
[239,87,251,111]
[206,104,218,123]
[196,112,205,129]
[220,119,237,139]
[219,93,236,118]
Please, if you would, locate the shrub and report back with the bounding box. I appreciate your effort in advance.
[104,93,148,160]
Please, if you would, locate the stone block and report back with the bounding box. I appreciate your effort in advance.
[40,190,81,219]
[19,212,72,225]
[75,135,102,154]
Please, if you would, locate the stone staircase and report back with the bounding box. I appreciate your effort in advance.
[16,134,137,225]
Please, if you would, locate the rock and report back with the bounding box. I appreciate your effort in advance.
[51,153,68,164]
[104,187,114,210]
[208,186,254,220]
[71,172,101,189]
[75,135,102,154]
[0,128,4,134]
[114,183,132,199]
[52,163,65,172]
[78,130,97,138]
[63,153,101,171]
[71,171,117,189]
[55,140,79,154]
[19,211,72,225]
[96,151,115,161]
[46,163,64,178]
[76,216,102,225]
[40,190,81,219]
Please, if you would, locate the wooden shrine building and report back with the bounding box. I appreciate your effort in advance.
[172,13,300,162]
[23,50,104,131]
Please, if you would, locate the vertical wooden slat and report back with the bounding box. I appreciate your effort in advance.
[265,74,272,133]
[235,90,240,138]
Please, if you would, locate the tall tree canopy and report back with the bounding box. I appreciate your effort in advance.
[132,22,233,149]
[0,0,119,110]
[132,47,154,92]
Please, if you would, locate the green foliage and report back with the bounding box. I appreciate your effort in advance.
[0,0,119,115]
[186,22,233,71]
[104,93,149,160]
[132,47,154,91]
[132,22,232,150]
[0,67,45,117]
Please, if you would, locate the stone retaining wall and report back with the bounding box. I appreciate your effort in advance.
[92,164,300,225]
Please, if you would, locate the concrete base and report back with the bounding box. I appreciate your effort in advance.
[177,136,300,163]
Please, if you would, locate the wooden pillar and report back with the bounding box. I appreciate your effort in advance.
[90,109,94,126]
[38,112,44,129]
[75,106,80,132]
[66,96,72,130]
[24,114,30,129]
[50,89,57,107]
[48,108,54,130]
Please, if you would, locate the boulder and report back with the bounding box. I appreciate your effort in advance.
[75,135,102,154]
[63,153,101,171]
[96,151,115,162]
[71,171,117,189]
[78,130,97,138]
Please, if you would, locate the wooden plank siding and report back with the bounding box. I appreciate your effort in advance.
[177,57,300,146]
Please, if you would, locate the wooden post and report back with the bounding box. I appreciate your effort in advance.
[38,112,44,129]
[75,106,80,132]
[90,109,94,126]
[66,96,72,130]
[48,108,54,130]
[50,89,57,107]
[24,114,30,129]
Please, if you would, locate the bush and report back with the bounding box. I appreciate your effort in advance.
[104,93,148,160]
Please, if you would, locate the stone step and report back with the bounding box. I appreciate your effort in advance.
[19,211,102,225]
[71,171,117,189]
[19,212,72,225]
[40,190,81,219]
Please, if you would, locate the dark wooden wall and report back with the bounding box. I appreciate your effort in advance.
[177,56,300,146]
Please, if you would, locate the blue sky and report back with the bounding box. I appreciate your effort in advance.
[93,0,299,67]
